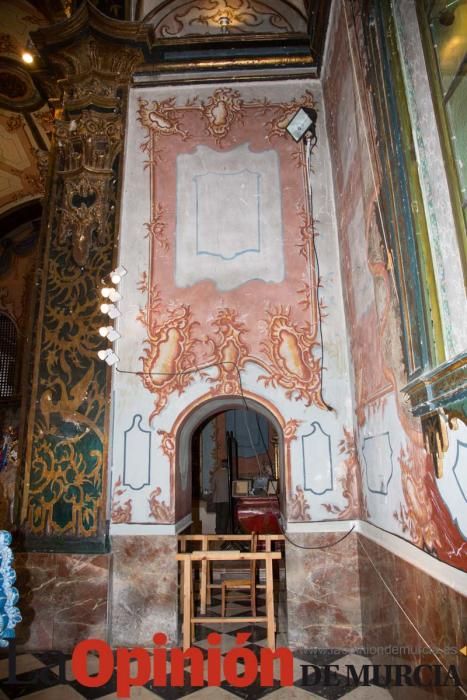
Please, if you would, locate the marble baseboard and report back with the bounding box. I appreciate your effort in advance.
[285,531,363,651]
[14,552,110,653]
[110,535,178,647]
[357,534,466,698]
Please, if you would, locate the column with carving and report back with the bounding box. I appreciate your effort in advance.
[19,3,148,550]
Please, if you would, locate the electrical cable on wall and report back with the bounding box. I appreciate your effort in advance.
[116,362,354,550]
[303,131,334,413]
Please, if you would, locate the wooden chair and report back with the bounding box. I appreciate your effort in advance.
[221,532,258,617]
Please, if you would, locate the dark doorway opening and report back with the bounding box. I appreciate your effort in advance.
[190,407,281,535]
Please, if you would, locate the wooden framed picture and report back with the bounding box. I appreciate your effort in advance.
[232,480,251,496]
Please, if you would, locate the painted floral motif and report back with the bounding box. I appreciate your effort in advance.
[155,0,293,37]
[144,203,169,251]
[199,88,244,143]
[5,115,22,132]
[259,305,326,408]
[110,477,132,524]
[148,487,174,522]
[157,429,175,465]
[296,204,316,260]
[288,485,311,521]
[157,429,176,507]
[393,443,442,553]
[322,427,368,519]
[136,86,326,433]
[204,307,250,394]
[283,419,301,444]
[138,97,189,150]
[137,271,148,295]
[140,299,201,419]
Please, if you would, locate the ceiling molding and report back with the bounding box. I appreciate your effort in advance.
[31,0,151,51]
[0,59,45,113]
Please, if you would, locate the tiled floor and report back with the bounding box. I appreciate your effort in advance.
[0,597,395,700]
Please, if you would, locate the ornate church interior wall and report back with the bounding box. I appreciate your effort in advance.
[322,0,466,671]
[0,0,464,661]
[110,76,364,647]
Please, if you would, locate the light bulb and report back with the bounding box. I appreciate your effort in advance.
[22,52,34,64]
[107,304,121,319]
[97,349,110,361]
[108,289,121,303]
[110,266,127,284]
[101,288,112,298]
[107,328,121,342]
[99,327,109,337]
[105,351,119,366]
[100,303,110,314]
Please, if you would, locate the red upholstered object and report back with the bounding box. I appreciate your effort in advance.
[235,497,282,534]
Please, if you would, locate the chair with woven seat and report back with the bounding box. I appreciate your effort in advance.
[221,532,258,617]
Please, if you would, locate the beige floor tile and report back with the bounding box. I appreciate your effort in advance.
[334,653,373,676]
[23,685,85,699]
[0,654,45,680]
[195,621,252,635]
[266,687,323,700]
[99,688,164,699]
[195,635,242,653]
[344,685,393,699]
[52,654,103,681]
[184,687,242,699]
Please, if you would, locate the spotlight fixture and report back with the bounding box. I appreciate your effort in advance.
[101,287,121,303]
[97,348,120,366]
[286,107,318,143]
[21,51,34,64]
[110,266,127,284]
[98,326,121,342]
[100,303,121,319]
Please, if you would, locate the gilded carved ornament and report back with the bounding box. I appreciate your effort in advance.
[403,353,467,478]
[20,4,149,542]
[54,112,122,267]
[421,409,463,479]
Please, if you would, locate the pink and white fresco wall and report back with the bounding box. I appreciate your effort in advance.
[111,79,359,534]
[323,0,467,575]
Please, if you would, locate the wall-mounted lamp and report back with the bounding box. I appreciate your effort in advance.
[286,107,318,144]
[100,302,121,319]
[101,287,121,303]
[97,348,120,366]
[99,326,121,342]
[21,38,37,65]
[219,15,230,33]
[110,266,127,285]
[21,51,34,64]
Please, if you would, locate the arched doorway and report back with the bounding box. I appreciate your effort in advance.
[175,395,288,645]
[175,395,286,534]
